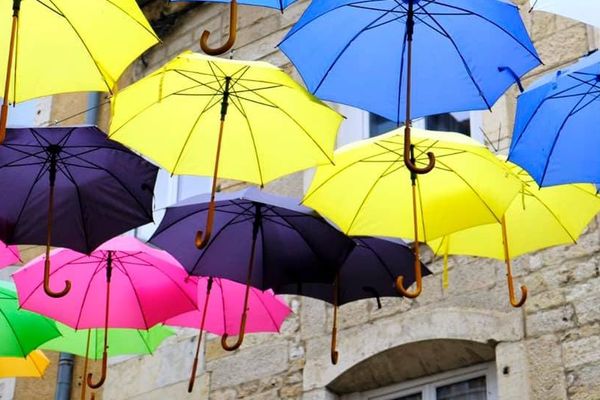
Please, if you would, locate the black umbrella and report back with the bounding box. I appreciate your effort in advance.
[0,126,158,298]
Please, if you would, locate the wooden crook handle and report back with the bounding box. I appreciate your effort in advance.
[501,216,528,308]
[404,126,435,174]
[221,312,247,351]
[43,256,71,298]
[200,0,238,56]
[394,259,423,298]
[86,351,107,389]
[195,200,215,249]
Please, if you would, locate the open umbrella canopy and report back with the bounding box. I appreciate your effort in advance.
[279,0,540,124]
[278,237,431,306]
[150,188,355,290]
[0,240,19,268]
[429,159,600,261]
[0,350,50,378]
[531,0,600,28]
[166,277,290,336]
[0,126,158,297]
[0,0,158,104]
[41,324,175,360]
[0,281,60,357]
[303,128,521,241]
[508,50,600,187]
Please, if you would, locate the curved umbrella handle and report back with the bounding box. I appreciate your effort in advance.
[221,311,247,351]
[395,257,423,299]
[200,0,238,56]
[44,253,71,298]
[195,200,216,249]
[86,350,107,389]
[404,126,435,174]
[501,216,528,308]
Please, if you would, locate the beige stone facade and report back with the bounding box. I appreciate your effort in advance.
[5,1,600,399]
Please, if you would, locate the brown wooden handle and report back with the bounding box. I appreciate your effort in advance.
[510,284,528,308]
[330,326,339,365]
[200,0,238,55]
[404,126,435,174]
[395,257,423,299]
[221,312,247,351]
[0,104,8,144]
[187,354,200,393]
[195,192,217,249]
[44,257,71,298]
[86,351,108,389]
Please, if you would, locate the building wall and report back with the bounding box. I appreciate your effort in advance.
[6,1,600,399]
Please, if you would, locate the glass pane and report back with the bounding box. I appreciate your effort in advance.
[369,113,398,137]
[425,112,470,136]
[393,393,422,400]
[436,376,487,400]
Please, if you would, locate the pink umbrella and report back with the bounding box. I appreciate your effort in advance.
[0,241,19,268]
[166,276,291,392]
[13,236,198,392]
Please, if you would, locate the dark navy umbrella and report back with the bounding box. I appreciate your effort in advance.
[279,0,540,174]
[0,126,158,298]
[150,187,355,350]
[509,50,600,187]
[278,236,431,364]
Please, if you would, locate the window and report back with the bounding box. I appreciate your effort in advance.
[344,363,497,400]
[133,170,211,240]
[369,112,472,139]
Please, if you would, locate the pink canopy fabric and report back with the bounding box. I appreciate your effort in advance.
[13,236,198,330]
[166,277,291,336]
[0,241,20,269]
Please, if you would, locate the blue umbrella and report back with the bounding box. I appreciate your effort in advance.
[171,0,297,55]
[508,50,600,187]
[279,0,540,173]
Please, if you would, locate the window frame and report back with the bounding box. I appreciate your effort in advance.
[342,363,498,400]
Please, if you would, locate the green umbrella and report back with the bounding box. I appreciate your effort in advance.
[41,324,175,359]
[0,281,60,357]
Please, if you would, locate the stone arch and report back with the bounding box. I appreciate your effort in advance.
[303,307,523,393]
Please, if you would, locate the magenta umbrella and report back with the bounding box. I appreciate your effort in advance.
[166,276,291,392]
[13,236,198,392]
[0,241,19,268]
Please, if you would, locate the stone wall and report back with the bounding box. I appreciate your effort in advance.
[7,1,600,399]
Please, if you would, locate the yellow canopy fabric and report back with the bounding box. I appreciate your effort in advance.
[0,0,158,103]
[428,159,600,260]
[109,51,343,185]
[0,350,49,378]
[303,128,522,241]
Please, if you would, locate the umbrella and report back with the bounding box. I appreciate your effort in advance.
[13,236,198,391]
[170,0,297,55]
[279,0,540,176]
[0,0,159,140]
[0,126,158,298]
[0,350,50,378]
[150,187,355,350]
[531,0,600,28]
[109,52,342,250]
[303,128,521,299]
[277,236,431,364]
[0,280,60,357]
[428,158,600,307]
[0,239,19,268]
[508,50,600,187]
[166,277,291,392]
[42,323,174,400]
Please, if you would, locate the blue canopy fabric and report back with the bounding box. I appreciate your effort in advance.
[509,51,600,187]
[170,0,297,11]
[279,0,541,123]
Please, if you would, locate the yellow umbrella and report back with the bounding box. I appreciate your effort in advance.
[0,0,159,140]
[303,128,521,298]
[109,51,342,248]
[428,158,600,307]
[0,350,50,378]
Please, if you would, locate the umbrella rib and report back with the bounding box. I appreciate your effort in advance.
[228,92,265,186]
[0,308,28,356]
[34,0,65,17]
[74,258,108,330]
[527,191,579,244]
[313,3,404,93]
[10,159,51,238]
[118,260,151,329]
[102,0,160,40]
[539,81,599,185]
[46,0,113,93]
[233,80,335,164]
[252,287,280,332]
[355,239,397,280]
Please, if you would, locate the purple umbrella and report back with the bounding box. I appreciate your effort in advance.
[0,126,158,298]
[278,236,431,364]
[150,187,355,350]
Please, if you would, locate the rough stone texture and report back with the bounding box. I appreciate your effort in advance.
[9,1,600,400]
